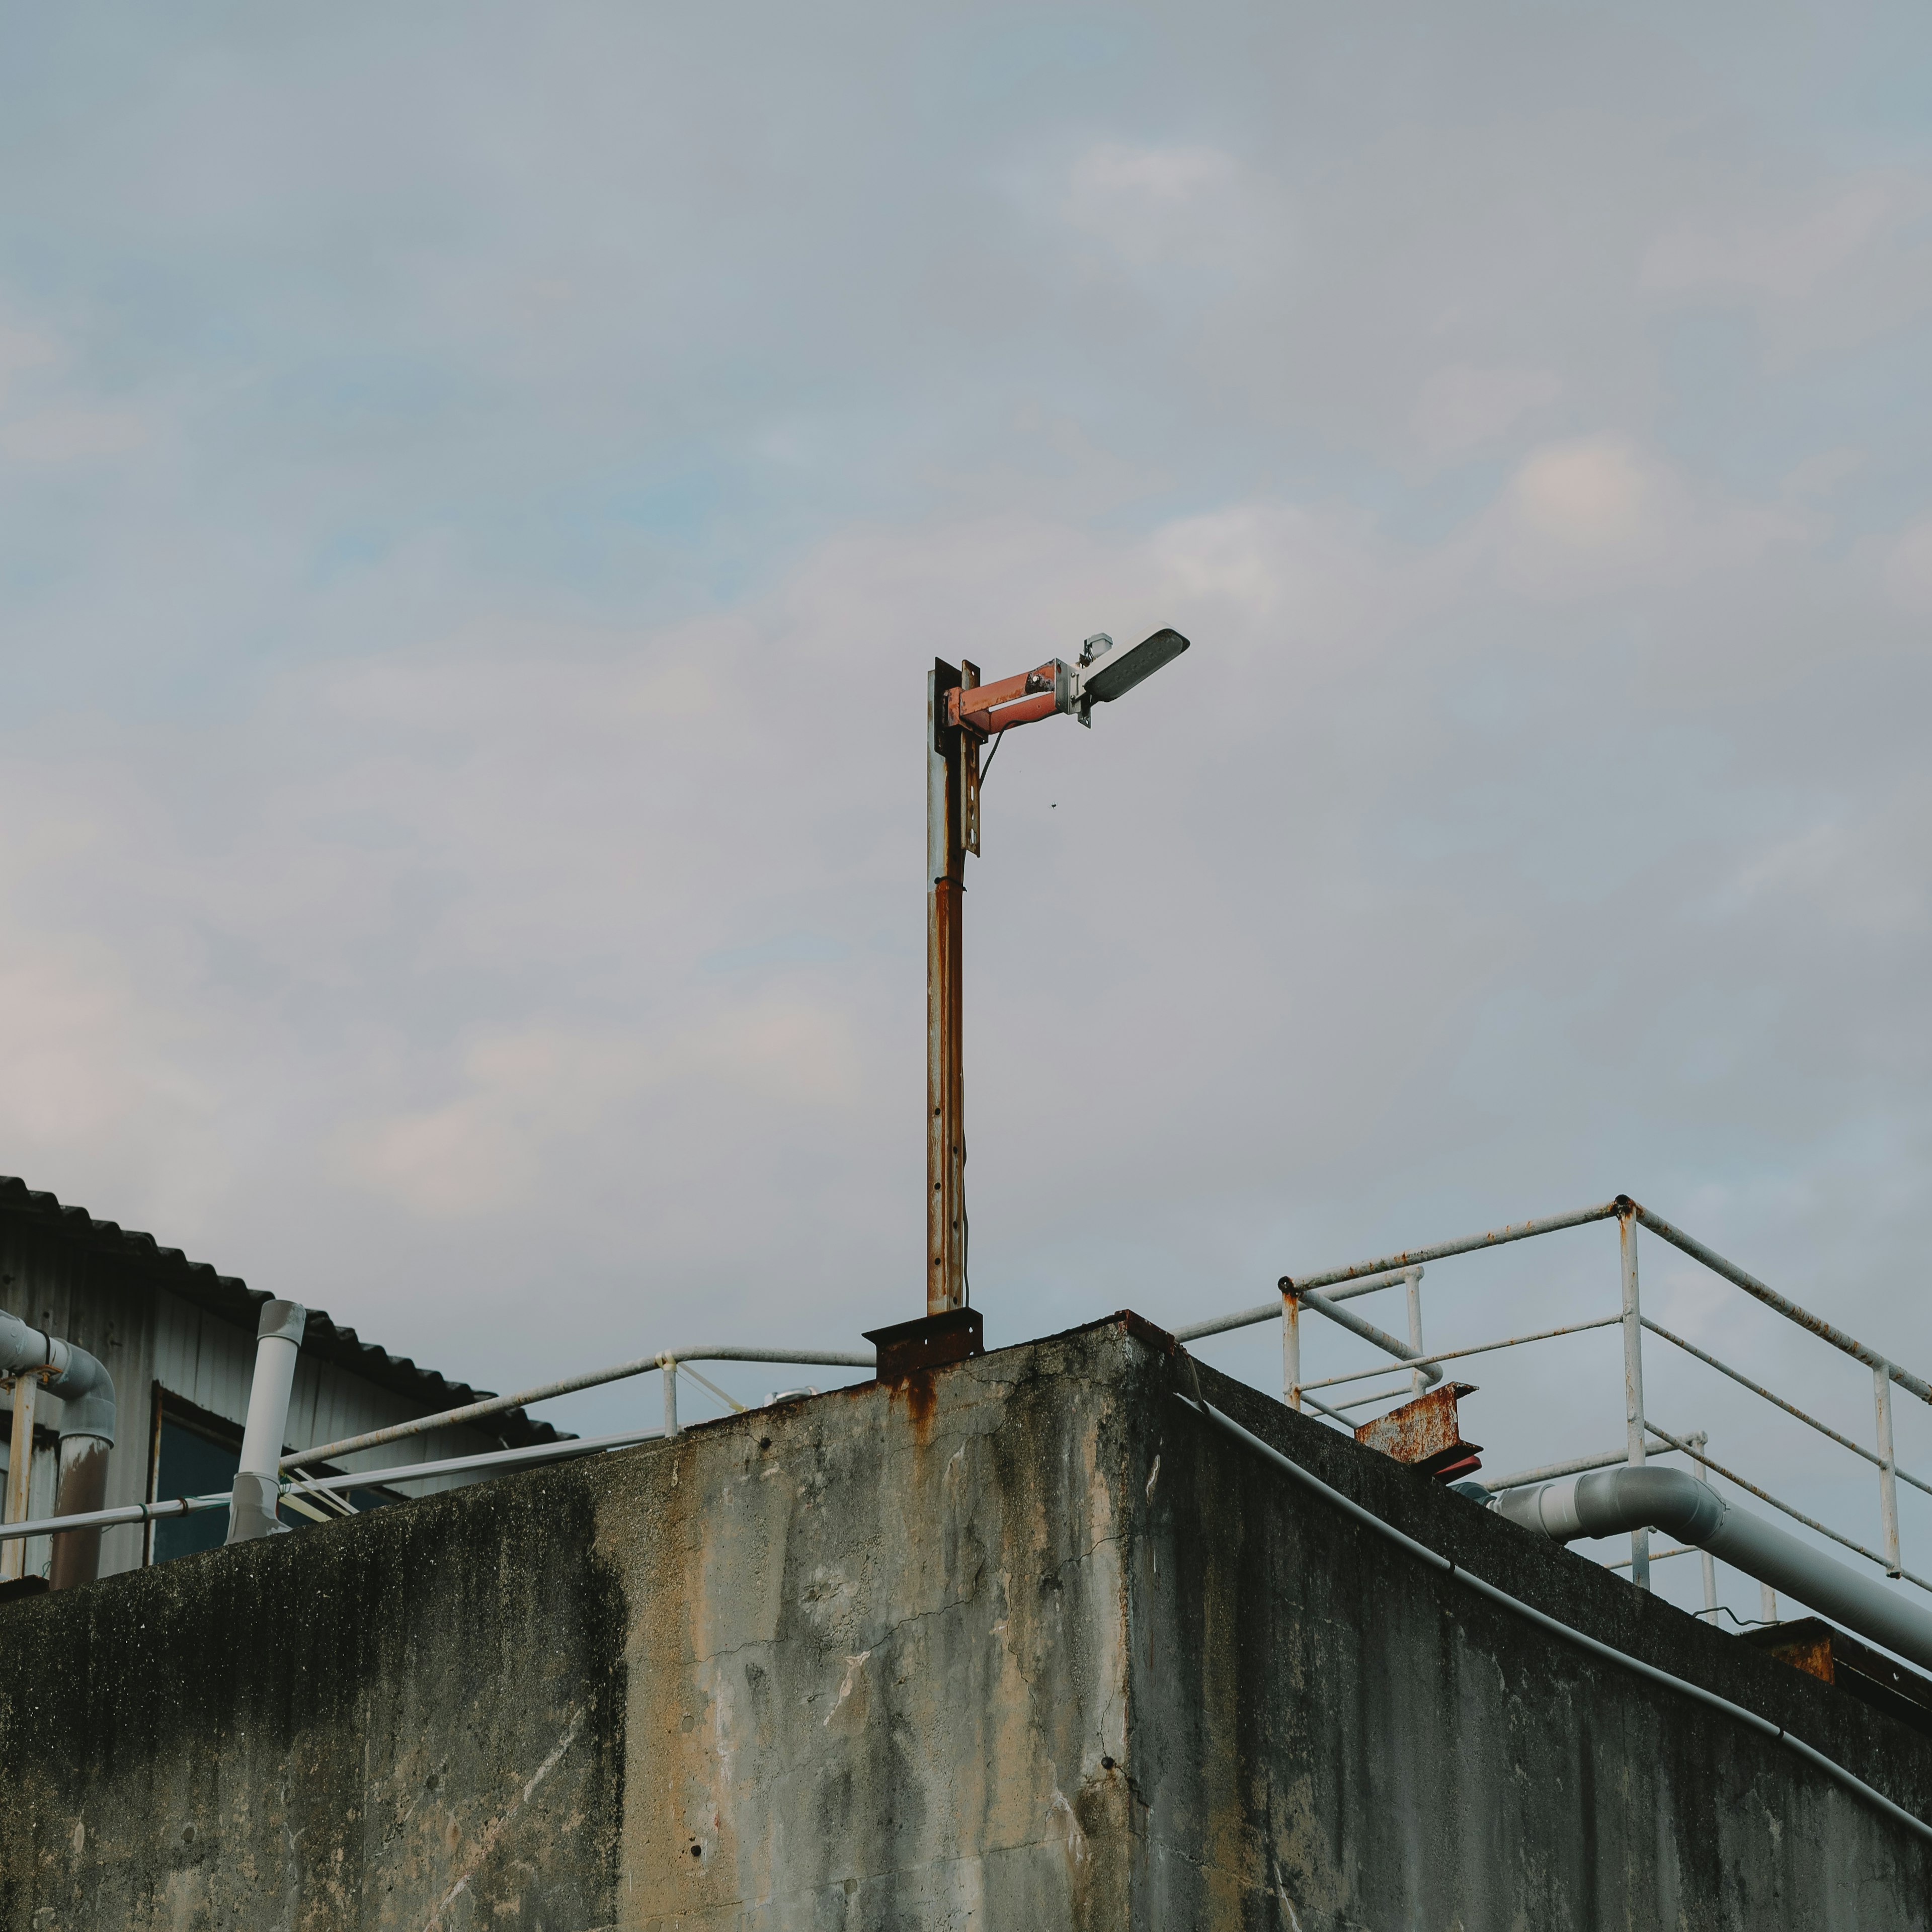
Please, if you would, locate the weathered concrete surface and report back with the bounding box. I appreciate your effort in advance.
[0,1318,1927,1927]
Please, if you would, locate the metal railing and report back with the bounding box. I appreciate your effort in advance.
[5,1190,1924,1626]
[0,1345,874,1555]
[1180,1194,1930,1610]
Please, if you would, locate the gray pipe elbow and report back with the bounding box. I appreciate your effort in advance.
[0,1309,52,1379]
[46,1345,115,1446]
[1497,1462,1932,1670]
[1497,1465,1726,1547]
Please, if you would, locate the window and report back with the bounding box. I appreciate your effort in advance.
[147,1390,398,1564]
[148,1400,239,1564]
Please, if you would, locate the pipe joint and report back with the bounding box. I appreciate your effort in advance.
[1498,1466,1727,1548]
[255,1298,307,1346]
[45,1344,116,1446]
[1499,1462,1932,1671]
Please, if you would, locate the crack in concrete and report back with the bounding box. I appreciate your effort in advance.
[418,1704,586,1932]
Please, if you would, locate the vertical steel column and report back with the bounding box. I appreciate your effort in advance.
[1282,1292,1301,1410]
[1692,1430,1719,1623]
[927,660,974,1315]
[1619,1206,1650,1589]
[1875,1362,1902,1578]
[0,1373,38,1584]
[1404,1267,1425,1397]
[662,1359,679,1438]
[1760,1581,1779,1624]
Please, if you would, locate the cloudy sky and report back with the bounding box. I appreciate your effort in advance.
[4,3,1930,1616]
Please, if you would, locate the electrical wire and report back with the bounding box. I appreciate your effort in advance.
[1171,1366,1932,1850]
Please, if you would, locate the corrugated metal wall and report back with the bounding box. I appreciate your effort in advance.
[0,1218,521,1582]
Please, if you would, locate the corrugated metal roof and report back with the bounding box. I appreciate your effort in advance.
[0,1176,566,1448]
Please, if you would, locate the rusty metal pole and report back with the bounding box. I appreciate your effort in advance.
[1619,1206,1651,1590]
[1,1373,38,1584]
[927,660,978,1315]
[1404,1266,1425,1397]
[1281,1291,1301,1410]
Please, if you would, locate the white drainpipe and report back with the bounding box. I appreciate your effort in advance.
[226,1300,308,1545]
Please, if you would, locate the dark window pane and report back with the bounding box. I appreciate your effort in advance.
[151,1418,238,1564]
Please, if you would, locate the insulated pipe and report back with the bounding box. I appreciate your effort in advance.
[1498,1465,1932,1672]
[226,1300,307,1545]
[0,1308,117,1588]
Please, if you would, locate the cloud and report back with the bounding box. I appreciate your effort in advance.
[1060,139,1258,270]
[0,3,1928,1596]
[1884,514,1932,615]
[1411,365,1561,462]
[0,407,146,463]
[1482,434,1808,597]
[1643,178,1910,304]
[0,321,58,405]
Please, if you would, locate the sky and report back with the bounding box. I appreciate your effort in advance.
[3,2,1931,1622]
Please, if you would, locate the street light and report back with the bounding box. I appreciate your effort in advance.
[920,628,1191,1332]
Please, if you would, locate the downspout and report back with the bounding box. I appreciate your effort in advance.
[1498,1465,1932,1673]
[0,1309,117,1590]
[226,1300,308,1545]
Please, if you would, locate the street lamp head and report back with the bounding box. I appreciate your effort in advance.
[1080,626,1190,712]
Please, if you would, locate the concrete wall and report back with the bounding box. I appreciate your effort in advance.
[0,1318,1926,1927]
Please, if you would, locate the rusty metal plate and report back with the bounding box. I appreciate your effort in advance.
[1354,1383,1482,1480]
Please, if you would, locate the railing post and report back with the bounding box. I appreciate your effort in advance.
[1404,1267,1425,1397]
[1619,1205,1650,1589]
[1875,1362,1902,1578]
[662,1357,680,1438]
[1,1371,40,1584]
[1760,1581,1779,1624]
[1281,1292,1301,1411]
[1692,1431,1719,1622]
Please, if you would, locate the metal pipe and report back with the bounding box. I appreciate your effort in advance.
[3,1425,676,1545]
[1173,1269,1433,1346]
[1405,1268,1424,1398]
[0,1490,224,1545]
[1174,1300,1284,1342]
[1644,1420,1932,1593]
[287,1424,669,1498]
[1280,1200,1623,1295]
[1294,1314,1625,1395]
[0,1308,117,1587]
[281,1345,872,1473]
[1629,1200,1932,1406]
[1691,1432,1719,1624]
[1176,1391,1932,1850]
[1481,1437,1684,1495]
[1,1372,36,1583]
[1875,1364,1902,1579]
[44,1344,116,1589]
[663,1360,679,1438]
[1642,1317,1932,1498]
[1620,1208,1650,1590]
[928,659,969,1316]
[1281,1293,1300,1411]
[1607,1544,1700,1570]
[46,1436,110,1590]
[226,1300,307,1544]
[1295,1287,1443,1387]
[1497,1464,1932,1671]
